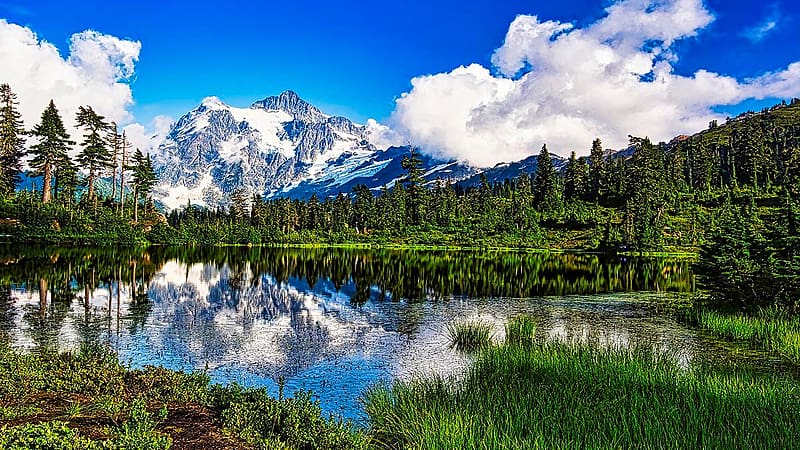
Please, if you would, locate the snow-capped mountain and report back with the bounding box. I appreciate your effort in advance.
[456,153,569,189]
[152,91,476,209]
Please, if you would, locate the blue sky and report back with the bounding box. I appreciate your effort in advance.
[1,0,799,164]
[2,0,797,124]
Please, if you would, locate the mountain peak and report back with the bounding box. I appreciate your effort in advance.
[251,90,327,123]
[200,96,227,108]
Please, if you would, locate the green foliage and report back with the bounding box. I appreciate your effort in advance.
[0,340,366,449]
[446,320,494,352]
[75,106,113,203]
[532,144,561,213]
[693,307,800,363]
[28,100,75,204]
[0,84,25,196]
[0,421,99,450]
[504,315,537,346]
[364,340,800,449]
[213,384,369,449]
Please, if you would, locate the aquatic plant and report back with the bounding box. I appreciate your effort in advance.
[504,315,538,346]
[447,320,494,352]
[694,307,800,363]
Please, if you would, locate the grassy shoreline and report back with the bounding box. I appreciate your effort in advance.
[4,312,798,448]
[689,307,800,365]
[364,319,800,449]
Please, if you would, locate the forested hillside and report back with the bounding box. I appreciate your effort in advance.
[1,81,799,258]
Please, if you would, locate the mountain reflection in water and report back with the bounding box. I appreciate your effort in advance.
[0,246,702,419]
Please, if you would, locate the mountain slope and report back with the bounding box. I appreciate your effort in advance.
[152,91,476,209]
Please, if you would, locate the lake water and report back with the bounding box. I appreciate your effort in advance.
[0,246,771,420]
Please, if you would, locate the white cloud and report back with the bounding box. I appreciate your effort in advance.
[124,115,174,157]
[743,4,781,43]
[0,19,141,148]
[384,0,800,167]
[364,118,406,150]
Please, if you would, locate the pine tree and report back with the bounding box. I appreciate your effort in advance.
[131,149,157,222]
[626,136,667,250]
[588,138,606,203]
[76,106,112,205]
[0,84,25,196]
[55,155,79,206]
[532,144,560,213]
[29,100,74,204]
[401,146,427,225]
[695,195,768,308]
[351,184,374,233]
[563,151,588,202]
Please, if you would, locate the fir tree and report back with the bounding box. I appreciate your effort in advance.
[532,144,560,213]
[588,138,606,203]
[563,151,588,202]
[131,149,157,222]
[401,146,427,225]
[0,84,25,196]
[76,106,112,204]
[626,136,667,250]
[29,100,74,204]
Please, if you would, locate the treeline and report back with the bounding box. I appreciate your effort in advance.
[2,80,800,258]
[0,84,160,243]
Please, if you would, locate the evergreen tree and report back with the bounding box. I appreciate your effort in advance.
[29,100,74,204]
[131,149,157,222]
[626,136,667,250]
[351,184,374,233]
[588,138,606,203]
[75,106,112,204]
[563,151,588,202]
[401,146,427,225]
[54,155,79,206]
[695,195,770,308]
[0,84,25,196]
[532,144,560,212]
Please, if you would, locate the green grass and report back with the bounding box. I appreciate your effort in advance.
[447,320,494,352]
[504,315,538,346]
[693,307,800,363]
[364,318,800,449]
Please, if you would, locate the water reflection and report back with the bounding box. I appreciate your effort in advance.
[0,246,707,419]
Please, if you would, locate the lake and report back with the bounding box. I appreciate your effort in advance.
[0,246,765,420]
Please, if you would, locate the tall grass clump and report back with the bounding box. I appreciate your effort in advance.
[363,340,800,449]
[447,320,494,352]
[694,307,800,363]
[504,315,537,346]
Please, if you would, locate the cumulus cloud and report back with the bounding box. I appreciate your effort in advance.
[364,118,406,150]
[0,19,141,146]
[124,115,174,157]
[386,0,800,167]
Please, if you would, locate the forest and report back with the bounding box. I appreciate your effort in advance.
[2,84,799,312]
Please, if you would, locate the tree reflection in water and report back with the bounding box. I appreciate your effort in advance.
[0,245,699,419]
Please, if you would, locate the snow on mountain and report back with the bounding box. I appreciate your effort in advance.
[152,91,476,210]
